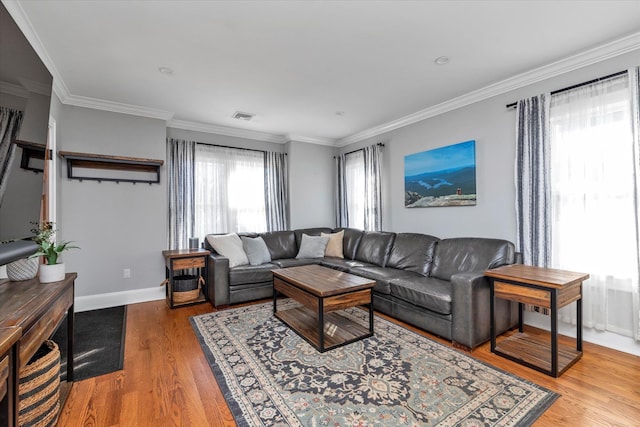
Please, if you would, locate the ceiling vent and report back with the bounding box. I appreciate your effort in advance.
[232,111,255,121]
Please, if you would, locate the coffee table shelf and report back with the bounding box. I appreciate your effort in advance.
[272,265,375,352]
[493,332,582,374]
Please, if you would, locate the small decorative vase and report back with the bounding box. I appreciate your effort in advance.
[39,262,65,283]
[6,257,39,281]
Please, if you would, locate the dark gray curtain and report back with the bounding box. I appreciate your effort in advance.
[0,107,24,204]
[167,138,196,249]
[515,94,551,267]
[335,154,349,228]
[264,151,289,231]
[363,143,382,231]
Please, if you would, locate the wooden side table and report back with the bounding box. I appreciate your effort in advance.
[162,249,210,308]
[485,264,589,377]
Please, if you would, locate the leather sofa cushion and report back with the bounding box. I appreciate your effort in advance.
[354,231,396,267]
[333,228,364,260]
[430,238,516,281]
[294,227,333,248]
[271,258,321,268]
[386,233,439,276]
[259,231,297,260]
[389,276,452,315]
[230,263,277,285]
[351,266,425,295]
[320,257,375,272]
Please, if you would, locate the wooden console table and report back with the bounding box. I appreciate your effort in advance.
[485,264,589,377]
[0,273,76,426]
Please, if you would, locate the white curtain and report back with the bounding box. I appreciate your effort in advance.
[549,73,639,338]
[194,145,266,238]
[341,144,383,231]
[345,150,365,230]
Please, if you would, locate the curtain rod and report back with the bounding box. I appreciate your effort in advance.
[195,141,287,155]
[505,69,628,109]
[338,142,385,158]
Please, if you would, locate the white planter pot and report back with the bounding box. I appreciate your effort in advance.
[39,262,65,283]
[6,257,39,281]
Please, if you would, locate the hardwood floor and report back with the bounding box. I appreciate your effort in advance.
[56,299,640,426]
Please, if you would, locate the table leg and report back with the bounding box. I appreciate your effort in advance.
[67,304,74,382]
[490,280,496,352]
[577,294,583,352]
[550,290,558,377]
[318,299,324,352]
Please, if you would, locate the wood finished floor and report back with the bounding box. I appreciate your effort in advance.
[56,299,640,426]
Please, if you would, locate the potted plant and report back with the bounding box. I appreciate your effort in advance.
[30,221,79,283]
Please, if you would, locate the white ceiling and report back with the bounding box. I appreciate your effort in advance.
[5,0,640,145]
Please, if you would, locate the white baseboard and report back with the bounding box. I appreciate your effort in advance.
[74,286,165,312]
[524,312,640,357]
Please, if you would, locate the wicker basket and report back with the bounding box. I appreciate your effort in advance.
[173,274,201,303]
[18,340,60,427]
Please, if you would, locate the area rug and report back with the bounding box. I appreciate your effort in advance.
[53,305,127,381]
[190,300,558,426]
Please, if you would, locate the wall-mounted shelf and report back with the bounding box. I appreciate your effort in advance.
[58,151,164,184]
[14,140,49,173]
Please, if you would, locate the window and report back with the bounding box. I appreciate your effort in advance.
[345,150,365,230]
[194,145,266,239]
[337,144,383,231]
[549,74,637,335]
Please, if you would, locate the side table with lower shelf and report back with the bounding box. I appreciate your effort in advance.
[485,264,589,377]
[162,249,210,308]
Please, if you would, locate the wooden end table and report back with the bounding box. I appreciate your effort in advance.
[485,264,589,377]
[272,264,375,352]
[162,249,210,308]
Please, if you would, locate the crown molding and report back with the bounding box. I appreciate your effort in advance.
[62,93,174,120]
[0,81,27,98]
[285,134,338,146]
[167,119,287,144]
[338,31,640,146]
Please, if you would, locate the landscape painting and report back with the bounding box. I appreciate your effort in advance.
[404,140,476,207]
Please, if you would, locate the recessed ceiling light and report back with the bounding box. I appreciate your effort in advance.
[158,67,174,76]
[434,56,450,65]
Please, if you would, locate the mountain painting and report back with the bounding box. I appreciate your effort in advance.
[404,140,477,207]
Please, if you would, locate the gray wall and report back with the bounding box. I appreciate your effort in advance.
[341,51,640,242]
[287,140,335,229]
[56,105,167,298]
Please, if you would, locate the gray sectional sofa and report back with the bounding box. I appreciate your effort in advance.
[204,227,518,350]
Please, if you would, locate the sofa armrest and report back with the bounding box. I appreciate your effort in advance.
[207,253,230,307]
[451,272,516,350]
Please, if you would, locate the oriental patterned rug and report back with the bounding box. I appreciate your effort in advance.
[190,300,558,426]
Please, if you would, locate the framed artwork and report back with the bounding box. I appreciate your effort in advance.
[404,140,476,207]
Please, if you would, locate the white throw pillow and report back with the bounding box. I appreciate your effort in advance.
[241,236,272,266]
[321,230,344,258]
[296,234,329,259]
[206,233,249,268]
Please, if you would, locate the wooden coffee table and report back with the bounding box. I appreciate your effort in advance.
[272,264,375,352]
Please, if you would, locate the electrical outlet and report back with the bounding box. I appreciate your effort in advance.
[123,268,131,279]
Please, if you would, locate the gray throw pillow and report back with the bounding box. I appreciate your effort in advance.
[241,236,272,266]
[295,234,329,259]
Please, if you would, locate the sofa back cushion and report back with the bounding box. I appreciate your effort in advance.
[333,228,364,260]
[293,227,333,248]
[354,231,396,267]
[386,233,440,276]
[259,230,297,260]
[430,237,516,281]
